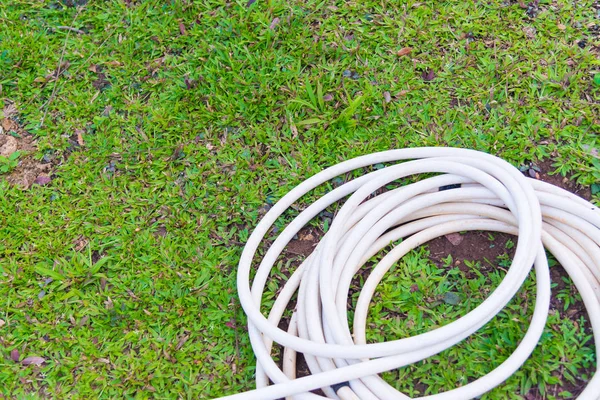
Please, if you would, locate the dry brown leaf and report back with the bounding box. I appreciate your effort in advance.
[33,175,52,186]
[76,129,85,146]
[557,23,566,31]
[22,356,45,366]
[397,47,412,57]
[421,69,436,81]
[290,122,298,138]
[175,334,190,351]
[10,349,19,362]
[179,22,186,35]
[126,288,140,300]
[104,296,114,310]
[73,235,89,252]
[2,103,17,119]
[523,26,536,40]
[0,135,18,156]
[383,91,391,103]
[269,17,280,30]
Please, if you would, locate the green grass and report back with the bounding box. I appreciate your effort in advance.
[367,247,593,399]
[0,0,598,398]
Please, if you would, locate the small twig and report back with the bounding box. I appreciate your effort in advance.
[40,8,83,127]
[55,26,85,35]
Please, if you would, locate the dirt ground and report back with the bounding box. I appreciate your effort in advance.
[0,117,54,188]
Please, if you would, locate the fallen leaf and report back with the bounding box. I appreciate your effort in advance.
[525,1,539,18]
[126,288,140,300]
[105,60,122,67]
[175,334,190,351]
[33,176,52,186]
[73,235,88,251]
[523,26,536,40]
[104,296,114,310]
[0,319,4,328]
[445,232,463,246]
[92,72,110,90]
[0,135,18,156]
[557,23,566,30]
[2,103,17,119]
[1,117,19,133]
[76,129,84,146]
[179,22,186,35]
[10,349,19,362]
[246,0,256,7]
[397,47,412,57]
[383,91,391,103]
[421,69,436,81]
[22,356,45,366]
[53,61,70,79]
[300,232,315,241]
[97,358,110,364]
[290,122,298,138]
[323,94,334,102]
[269,17,280,30]
[169,145,184,161]
[184,76,196,90]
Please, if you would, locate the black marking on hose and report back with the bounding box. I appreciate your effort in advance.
[439,183,461,191]
[332,381,351,392]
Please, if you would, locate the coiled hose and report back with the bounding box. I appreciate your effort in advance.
[219,148,600,400]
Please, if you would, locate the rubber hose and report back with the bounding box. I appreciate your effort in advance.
[218,148,600,400]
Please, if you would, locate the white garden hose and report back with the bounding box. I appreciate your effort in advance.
[218,148,600,400]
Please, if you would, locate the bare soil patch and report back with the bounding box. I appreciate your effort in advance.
[1,117,53,188]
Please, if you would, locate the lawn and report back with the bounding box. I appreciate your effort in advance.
[0,0,599,398]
